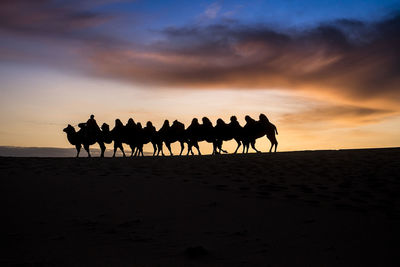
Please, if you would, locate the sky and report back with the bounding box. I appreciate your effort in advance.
[1,0,400,154]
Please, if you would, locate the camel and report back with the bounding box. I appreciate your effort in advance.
[242,114,278,153]
[214,116,243,154]
[186,117,218,155]
[142,121,162,156]
[63,124,106,157]
[158,120,187,156]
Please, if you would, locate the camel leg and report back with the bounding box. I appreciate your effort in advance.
[99,142,106,158]
[84,144,91,157]
[138,145,142,156]
[152,142,157,156]
[119,144,126,157]
[166,142,173,156]
[156,143,162,156]
[251,140,260,153]
[75,144,81,158]
[195,142,201,155]
[218,140,228,154]
[212,142,217,155]
[159,143,165,156]
[113,142,119,157]
[179,141,185,156]
[243,141,249,154]
[157,143,162,156]
[234,139,241,154]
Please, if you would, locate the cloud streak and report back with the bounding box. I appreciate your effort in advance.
[0,0,112,39]
[86,13,400,112]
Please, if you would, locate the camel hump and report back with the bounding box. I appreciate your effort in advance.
[101,123,109,131]
[173,120,184,129]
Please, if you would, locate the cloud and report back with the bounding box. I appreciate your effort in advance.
[86,13,400,112]
[0,0,113,40]
[203,2,221,19]
[280,105,396,127]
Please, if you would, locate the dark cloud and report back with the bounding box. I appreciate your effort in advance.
[87,13,400,109]
[0,0,112,40]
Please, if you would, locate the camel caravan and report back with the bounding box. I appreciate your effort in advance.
[63,114,278,157]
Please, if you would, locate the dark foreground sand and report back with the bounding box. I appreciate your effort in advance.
[1,148,400,266]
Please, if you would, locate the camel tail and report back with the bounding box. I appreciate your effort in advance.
[274,125,278,135]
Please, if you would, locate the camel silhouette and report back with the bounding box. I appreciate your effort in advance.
[157,120,187,156]
[63,124,106,157]
[186,117,218,155]
[64,113,279,157]
[242,114,278,153]
[142,121,162,156]
[214,116,243,154]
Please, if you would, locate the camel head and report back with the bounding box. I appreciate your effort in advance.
[63,124,75,134]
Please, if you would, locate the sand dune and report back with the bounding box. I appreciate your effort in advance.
[1,148,399,266]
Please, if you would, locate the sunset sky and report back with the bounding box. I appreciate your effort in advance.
[1,0,399,154]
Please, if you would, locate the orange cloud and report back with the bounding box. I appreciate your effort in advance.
[85,14,400,113]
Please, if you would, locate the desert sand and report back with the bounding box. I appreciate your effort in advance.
[1,148,399,266]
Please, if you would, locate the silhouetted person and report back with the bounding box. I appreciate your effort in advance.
[86,114,101,138]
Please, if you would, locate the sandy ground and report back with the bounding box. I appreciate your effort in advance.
[1,148,400,266]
